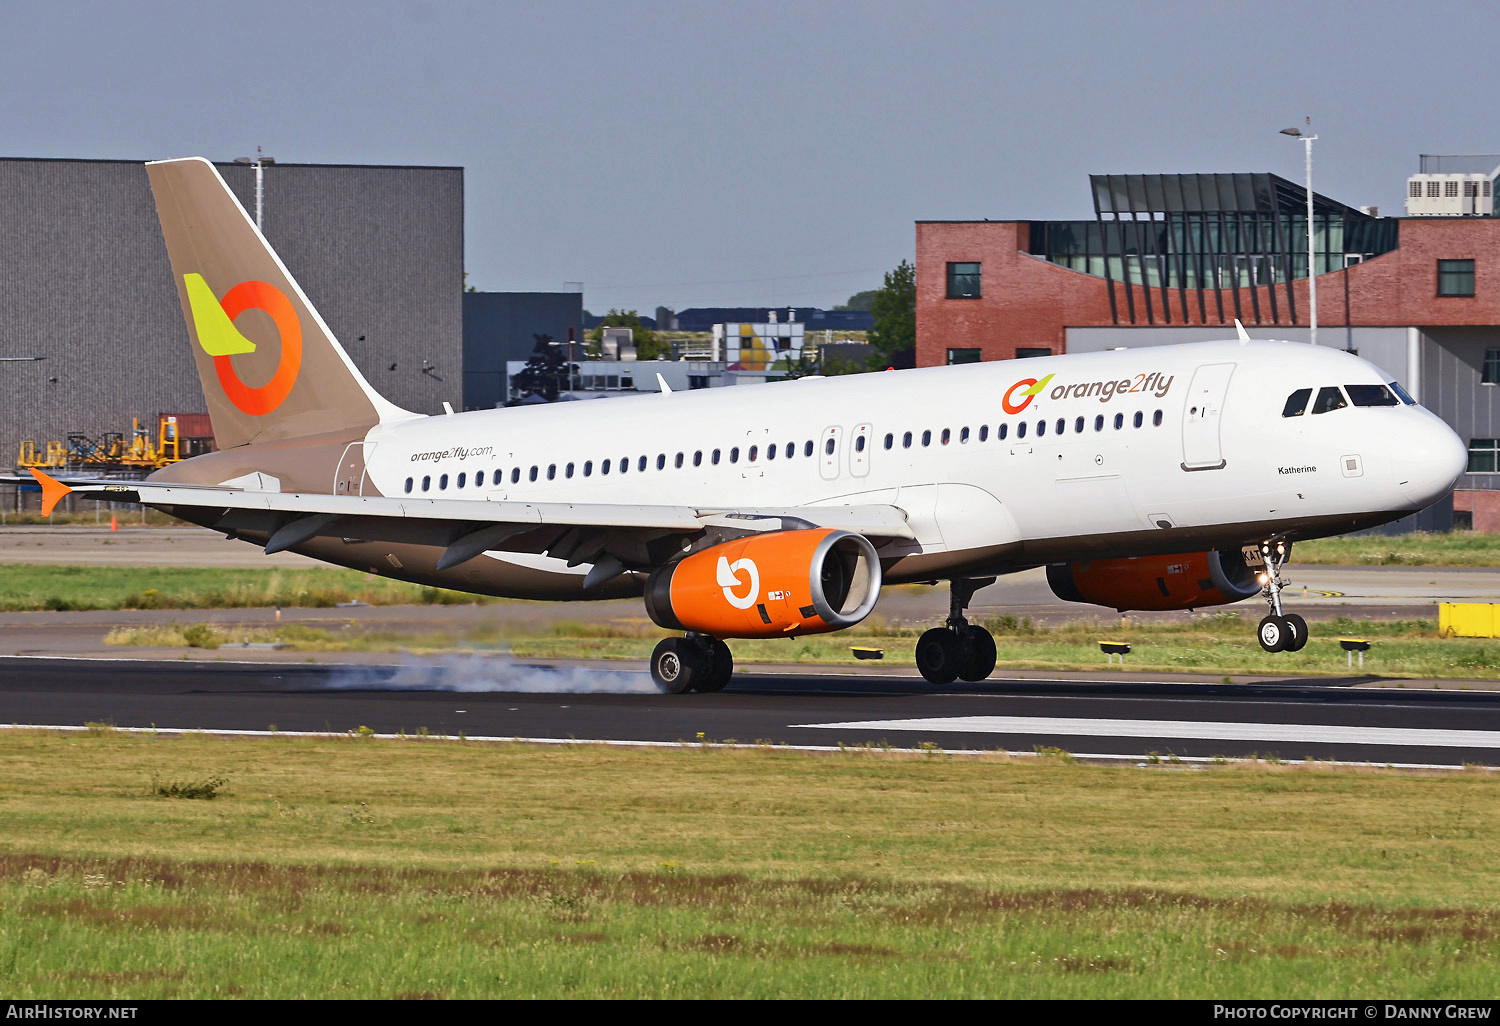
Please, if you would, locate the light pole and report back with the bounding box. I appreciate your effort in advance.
[1281,125,1319,346]
[233,147,275,230]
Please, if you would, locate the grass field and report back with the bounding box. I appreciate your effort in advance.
[1,732,1497,998]
[1293,531,1500,566]
[105,611,1500,680]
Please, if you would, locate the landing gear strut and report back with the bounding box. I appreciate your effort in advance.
[1255,540,1308,653]
[650,635,734,694]
[915,577,998,684]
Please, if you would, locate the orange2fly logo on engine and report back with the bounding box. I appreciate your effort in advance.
[183,274,303,416]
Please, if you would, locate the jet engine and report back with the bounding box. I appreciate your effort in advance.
[1046,548,1261,612]
[644,528,882,638]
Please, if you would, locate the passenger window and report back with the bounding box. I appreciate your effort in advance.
[884,433,894,450]
[921,430,932,447]
[748,446,758,462]
[979,425,988,442]
[693,451,702,467]
[1153,410,1163,426]
[825,437,836,455]
[620,458,628,474]
[547,465,556,480]
[855,435,866,452]
[1312,386,1348,415]
[1113,413,1124,429]
[960,426,970,443]
[1055,418,1064,435]
[584,461,593,477]
[712,449,721,465]
[730,447,740,463]
[784,442,794,458]
[404,477,413,494]
[1037,420,1046,437]
[804,440,814,457]
[767,444,776,460]
[422,475,430,491]
[528,467,538,482]
[511,468,520,484]
[903,431,913,448]
[998,423,1008,440]
[1094,415,1104,431]
[601,460,610,476]
[476,470,485,486]
[941,428,951,445]
[1346,384,1400,407]
[1282,388,1312,417]
[1017,421,1027,439]
[1074,417,1084,433]
[656,454,665,470]
[440,473,449,489]
[566,463,574,478]
[457,472,466,488]
[638,456,647,472]
[1133,411,1143,428]
[675,452,684,468]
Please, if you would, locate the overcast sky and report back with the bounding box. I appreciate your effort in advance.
[5,0,1498,313]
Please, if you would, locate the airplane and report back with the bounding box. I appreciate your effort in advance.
[29,157,1468,692]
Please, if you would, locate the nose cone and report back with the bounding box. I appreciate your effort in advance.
[1392,415,1468,507]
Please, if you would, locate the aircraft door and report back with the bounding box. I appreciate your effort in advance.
[849,423,872,478]
[335,442,377,495]
[1181,363,1234,471]
[818,425,842,481]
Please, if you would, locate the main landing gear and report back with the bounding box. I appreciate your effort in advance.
[650,635,734,694]
[1254,539,1308,653]
[915,577,998,685]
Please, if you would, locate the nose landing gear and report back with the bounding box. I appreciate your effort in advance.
[915,577,998,684]
[1254,540,1308,653]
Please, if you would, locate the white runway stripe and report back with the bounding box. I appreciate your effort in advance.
[788,716,1500,749]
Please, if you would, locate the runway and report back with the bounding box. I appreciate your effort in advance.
[5,655,1500,768]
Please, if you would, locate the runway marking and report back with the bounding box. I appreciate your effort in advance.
[788,716,1500,749]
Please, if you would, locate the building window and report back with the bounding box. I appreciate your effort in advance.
[1427,181,1441,198]
[1483,349,1500,385]
[1445,181,1460,198]
[1017,347,1052,359]
[1469,438,1499,473]
[1438,259,1475,297]
[1409,181,1422,198]
[947,348,981,364]
[946,262,981,298]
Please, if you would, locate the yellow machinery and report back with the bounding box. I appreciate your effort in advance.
[1439,602,1500,638]
[17,415,184,472]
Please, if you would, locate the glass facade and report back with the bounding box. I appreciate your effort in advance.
[1027,173,1398,326]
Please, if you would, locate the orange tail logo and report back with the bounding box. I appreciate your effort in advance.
[184,274,303,416]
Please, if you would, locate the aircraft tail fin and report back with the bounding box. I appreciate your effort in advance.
[146,157,415,450]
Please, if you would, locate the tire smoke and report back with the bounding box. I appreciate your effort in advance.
[323,653,658,694]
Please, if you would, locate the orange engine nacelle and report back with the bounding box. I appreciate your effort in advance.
[1046,548,1261,612]
[644,529,882,639]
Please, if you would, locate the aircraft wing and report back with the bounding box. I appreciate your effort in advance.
[31,471,914,586]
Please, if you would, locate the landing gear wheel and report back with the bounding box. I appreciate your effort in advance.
[650,637,708,694]
[916,627,965,685]
[1282,613,1309,652]
[958,625,996,682]
[1257,615,1289,653]
[693,639,734,693]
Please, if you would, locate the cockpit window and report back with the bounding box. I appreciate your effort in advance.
[1282,388,1312,417]
[1311,386,1348,415]
[1388,380,1417,406]
[1345,384,1399,407]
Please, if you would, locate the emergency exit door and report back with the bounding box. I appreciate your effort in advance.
[1181,363,1234,471]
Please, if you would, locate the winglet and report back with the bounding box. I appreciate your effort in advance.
[28,468,72,516]
[1234,319,1251,343]
[656,373,673,395]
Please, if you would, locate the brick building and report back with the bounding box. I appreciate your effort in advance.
[916,173,1500,530]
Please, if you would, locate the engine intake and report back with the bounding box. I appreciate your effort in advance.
[645,528,882,638]
[1046,548,1260,612]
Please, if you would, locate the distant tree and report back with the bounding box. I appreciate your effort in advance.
[834,289,879,312]
[587,309,668,360]
[507,333,576,403]
[464,271,478,294]
[867,260,915,369]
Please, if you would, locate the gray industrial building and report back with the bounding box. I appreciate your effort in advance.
[463,291,585,410]
[0,157,463,471]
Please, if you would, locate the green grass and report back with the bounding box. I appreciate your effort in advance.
[1295,530,1500,566]
[0,564,488,611]
[105,611,1500,680]
[0,733,1497,998]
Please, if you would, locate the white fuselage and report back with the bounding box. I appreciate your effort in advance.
[351,340,1465,596]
